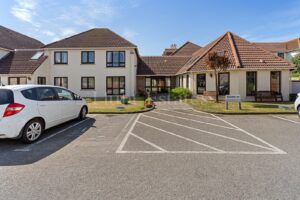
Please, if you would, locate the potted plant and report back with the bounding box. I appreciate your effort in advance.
[120,95,129,104]
[144,97,154,108]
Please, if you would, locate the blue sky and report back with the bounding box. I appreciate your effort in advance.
[1,0,300,55]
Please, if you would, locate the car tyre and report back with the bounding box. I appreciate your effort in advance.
[79,106,88,120]
[298,106,300,118]
[21,119,43,143]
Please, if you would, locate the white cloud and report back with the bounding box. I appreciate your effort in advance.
[61,28,77,37]
[11,0,37,24]
[42,30,55,37]
[123,29,138,40]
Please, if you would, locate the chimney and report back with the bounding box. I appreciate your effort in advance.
[162,44,177,56]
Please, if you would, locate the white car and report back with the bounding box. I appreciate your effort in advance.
[0,85,88,143]
[295,93,300,117]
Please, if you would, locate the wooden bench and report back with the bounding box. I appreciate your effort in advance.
[255,91,283,102]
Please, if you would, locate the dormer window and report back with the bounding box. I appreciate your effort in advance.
[81,51,95,64]
[106,51,125,67]
[31,51,43,60]
[277,52,285,59]
[54,51,68,64]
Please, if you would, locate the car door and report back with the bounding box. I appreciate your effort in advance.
[53,88,76,120]
[36,87,62,128]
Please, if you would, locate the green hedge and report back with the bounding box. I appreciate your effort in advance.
[170,87,192,99]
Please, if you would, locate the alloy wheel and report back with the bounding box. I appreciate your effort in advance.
[26,122,42,141]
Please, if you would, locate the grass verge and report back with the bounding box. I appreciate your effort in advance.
[184,99,296,114]
[86,97,146,113]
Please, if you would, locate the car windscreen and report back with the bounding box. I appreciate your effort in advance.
[0,89,14,105]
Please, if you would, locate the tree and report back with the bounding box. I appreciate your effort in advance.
[205,52,231,103]
[292,53,300,71]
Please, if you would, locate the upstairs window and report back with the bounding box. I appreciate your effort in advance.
[106,51,125,67]
[54,51,68,64]
[81,51,95,64]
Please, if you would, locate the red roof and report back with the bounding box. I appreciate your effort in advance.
[254,38,300,52]
[0,51,47,74]
[0,26,43,50]
[137,56,191,75]
[171,41,201,56]
[44,28,136,48]
[177,32,293,74]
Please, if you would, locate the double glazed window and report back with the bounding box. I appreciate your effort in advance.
[81,51,95,64]
[37,77,46,85]
[81,77,95,90]
[54,77,68,88]
[145,77,171,93]
[277,52,285,59]
[246,72,257,96]
[106,51,125,67]
[54,51,68,64]
[106,76,125,95]
[271,71,281,93]
[8,77,27,85]
[218,73,230,95]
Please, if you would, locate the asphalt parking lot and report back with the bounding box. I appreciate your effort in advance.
[1,106,300,199]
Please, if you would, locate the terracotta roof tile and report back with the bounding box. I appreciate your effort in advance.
[0,50,47,74]
[137,56,190,75]
[171,42,201,56]
[254,38,300,52]
[178,32,293,74]
[0,26,43,50]
[44,28,136,48]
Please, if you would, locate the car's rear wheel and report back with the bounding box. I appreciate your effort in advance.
[79,106,87,120]
[298,106,300,118]
[21,119,43,143]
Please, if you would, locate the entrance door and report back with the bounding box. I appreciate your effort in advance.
[197,74,206,94]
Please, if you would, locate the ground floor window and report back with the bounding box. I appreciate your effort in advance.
[106,76,125,95]
[81,77,95,90]
[37,77,46,85]
[270,71,281,93]
[197,74,206,94]
[8,77,27,85]
[218,72,230,95]
[145,76,171,93]
[246,72,257,96]
[54,77,68,88]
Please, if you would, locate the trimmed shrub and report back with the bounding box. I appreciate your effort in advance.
[170,87,192,100]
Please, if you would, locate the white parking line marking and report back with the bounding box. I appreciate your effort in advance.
[123,115,136,130]
[117,151,286,154]
[142,115,276,151]
[13,118,91,151]
[137,121,225,152]
[160,109,220,120]
[130,133,167,152]
[151,111,237,130]
[272,115,300,124]
[210,112,286,154]
[116,114,141,153]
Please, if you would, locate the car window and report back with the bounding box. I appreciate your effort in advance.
[0,89,14,105]
[54,88,74,101]
[37,88,58,101]
[73,93,82,101]
[21,88,37,101]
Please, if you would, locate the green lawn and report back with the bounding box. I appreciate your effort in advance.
[185,99,296,113]
[86,97,145,113]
